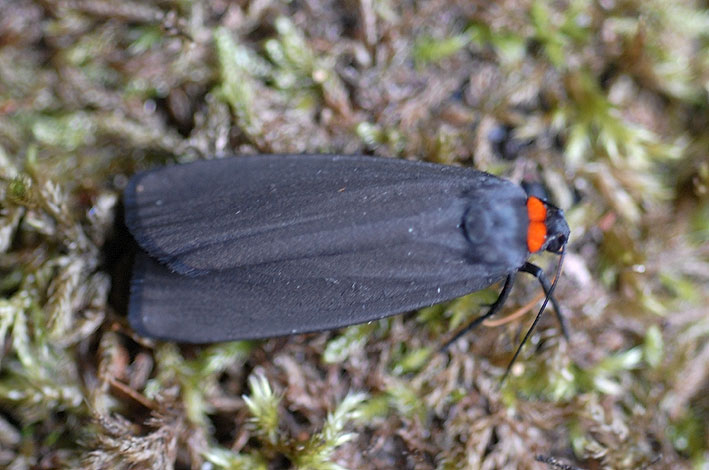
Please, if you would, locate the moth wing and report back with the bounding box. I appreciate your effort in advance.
[124,154,522,276]
[129,242,509,342]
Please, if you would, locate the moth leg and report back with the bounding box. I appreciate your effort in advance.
[519,262,570,340]
[440,273,516,352]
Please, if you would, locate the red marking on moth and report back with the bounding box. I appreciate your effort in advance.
[527,196,547,253]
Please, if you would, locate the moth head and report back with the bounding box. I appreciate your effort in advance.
[526,195,569,254]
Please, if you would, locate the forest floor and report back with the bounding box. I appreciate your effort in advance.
[0,1,707,469]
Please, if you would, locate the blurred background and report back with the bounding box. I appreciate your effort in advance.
[0,1,707,469]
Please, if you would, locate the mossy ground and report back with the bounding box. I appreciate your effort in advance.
[0,1,707,469]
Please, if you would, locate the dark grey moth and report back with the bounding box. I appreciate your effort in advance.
[125,154,569,348]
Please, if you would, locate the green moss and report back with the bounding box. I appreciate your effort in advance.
[214,28,263,140]
[206,374,366,470]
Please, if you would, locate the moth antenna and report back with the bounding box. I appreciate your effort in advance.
[500,247,566,385]
[519,262,570,340]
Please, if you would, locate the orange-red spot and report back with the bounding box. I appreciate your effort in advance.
[527,197,547,252]
[528,222,546,252]
[527,196,546,222]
